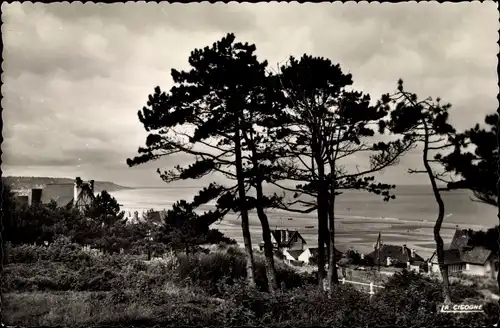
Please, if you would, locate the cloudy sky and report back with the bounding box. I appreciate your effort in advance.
[2,2,498,188]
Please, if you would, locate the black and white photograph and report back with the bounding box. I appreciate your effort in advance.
[1,1,499,326]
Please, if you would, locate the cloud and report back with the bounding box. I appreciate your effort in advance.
[2,2,497,187]
[42,2,258,34]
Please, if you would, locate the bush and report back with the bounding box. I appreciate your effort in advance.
[6,238,498,327]
[368,269,495,326]
[3,240,179,293]
[6,236,92,264]
[217,283,369,326]
[176,246,309,295]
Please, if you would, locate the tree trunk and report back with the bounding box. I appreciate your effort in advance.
[255,185,279,293]
[257,206,279,293]
[312,128,327,291]
[327,187,339,292]
[316,168,328,291]
[324,217,331,270]
[243,128,279,294]
[423,122,451,303]
[234,118,256,288]
[316,207,327,291]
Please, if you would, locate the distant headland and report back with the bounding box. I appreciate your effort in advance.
[2,176,133,193]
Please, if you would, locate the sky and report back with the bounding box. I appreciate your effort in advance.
[1,2,498,188]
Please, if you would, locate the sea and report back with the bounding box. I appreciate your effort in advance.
[109,185,498,259]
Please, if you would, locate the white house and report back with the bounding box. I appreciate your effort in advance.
[298,246,344,265]
[259,229,307,253]
[283,249,304,264]
[298,248,313,264]
[428,229,498,278]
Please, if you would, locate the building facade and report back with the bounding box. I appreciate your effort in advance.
[428,229,498,278]
[259,229,307,253]
[13,177,96,212]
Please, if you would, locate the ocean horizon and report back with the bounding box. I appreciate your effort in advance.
[109,184,498,259]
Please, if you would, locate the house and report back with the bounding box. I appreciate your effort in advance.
[298,246,344,266]
[72,178,96,211]
[283,249,304,264]
[13,177,96,212]
[258,229,307,252]
[365,243,425,269]
[428,229,498,278]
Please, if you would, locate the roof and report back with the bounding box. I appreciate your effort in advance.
[308,246,344,258]
[449,229,473,250]
[365,244,425,264]
[270,229,307,248]
[442,249,463,265]
[286,249,303,260]
[461,246,492,265]
[74,184,96,207]
[40,184,74,207]
[430,246,493,265]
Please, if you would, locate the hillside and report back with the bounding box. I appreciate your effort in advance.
[2,176,132,193]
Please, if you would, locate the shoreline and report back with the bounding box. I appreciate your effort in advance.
[211,214,485,260]
[119,204,490,261]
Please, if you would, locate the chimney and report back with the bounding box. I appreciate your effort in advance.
[134,211,139,222]
[74,177,83,201]
[89,180,95,192]
[31,188,42,204]
[402,244,407,254]
[411,249,415,258]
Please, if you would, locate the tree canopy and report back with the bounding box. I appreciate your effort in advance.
[441,113,498,206]
[85,190,126,227]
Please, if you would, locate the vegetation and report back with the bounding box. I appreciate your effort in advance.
[442,112,498,207]
[1,181,234,258]
[127,34,293,292]
[3,240,497,327]
[128,34,416,294]
[267,55,413,290]
[379,79,465,303]
[85,190,126,227]
[439,112,500,297]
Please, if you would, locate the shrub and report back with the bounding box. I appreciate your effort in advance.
[5,243,40,263]
[6,236,93,265]
[176,247,309,295]
[217,283,368,326]
[368,269,494,326]
[3,242,179,293]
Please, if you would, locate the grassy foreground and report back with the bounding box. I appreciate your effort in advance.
[2,238,499,327]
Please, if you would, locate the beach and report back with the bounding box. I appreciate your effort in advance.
[110,185,498,260]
